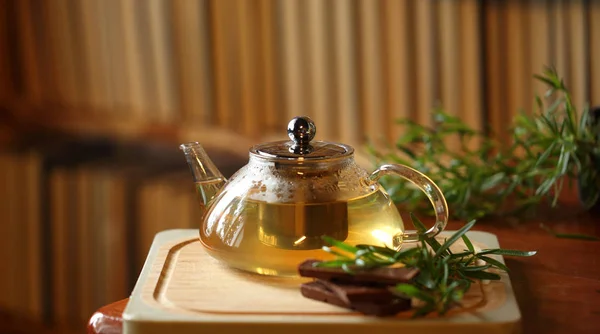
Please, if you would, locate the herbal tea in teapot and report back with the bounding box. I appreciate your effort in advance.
[196,181,404,276]
[182,116,448,277]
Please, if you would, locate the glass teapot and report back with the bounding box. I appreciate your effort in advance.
[180,116,448,276]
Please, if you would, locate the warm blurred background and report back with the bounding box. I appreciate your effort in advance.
[0,0,599,332]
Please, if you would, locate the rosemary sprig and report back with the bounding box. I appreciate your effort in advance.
[539,223,600,241]
[369,67,600,220]
[316,214,537,317]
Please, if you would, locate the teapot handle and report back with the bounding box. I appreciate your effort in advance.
[368,164,449,244]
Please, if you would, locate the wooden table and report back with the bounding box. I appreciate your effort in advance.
[87,206,600,334]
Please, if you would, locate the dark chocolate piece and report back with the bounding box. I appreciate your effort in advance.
[298,259,420,285]
[315,279,396,304]
[351,299,412,317]
[300,281,349,309]
[300,281,411,316]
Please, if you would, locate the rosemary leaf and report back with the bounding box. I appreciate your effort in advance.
[460,264,492,272]
[322,236,359,253]
[461,234,475,253]
[395,284,436,304]
[477,249,538,257]
[553,233,600,241]
[434,220,476,258]
[477,255,510,272]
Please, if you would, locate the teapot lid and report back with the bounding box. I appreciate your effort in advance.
[250,116,353,161]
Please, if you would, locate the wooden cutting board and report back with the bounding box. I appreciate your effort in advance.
[123,229,521,334]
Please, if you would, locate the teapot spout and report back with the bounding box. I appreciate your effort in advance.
[180,142,226,208]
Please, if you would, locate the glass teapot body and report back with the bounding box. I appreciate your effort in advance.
[197,153,404,276]
[181,116,448,277]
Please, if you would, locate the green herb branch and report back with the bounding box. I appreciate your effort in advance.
[316,213,537,317]
[368,67,600,220]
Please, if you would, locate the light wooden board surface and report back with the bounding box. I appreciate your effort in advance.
[123,229,521,334]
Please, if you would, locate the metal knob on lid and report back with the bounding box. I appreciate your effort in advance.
[250,116,352,161]
[287,116,316,154]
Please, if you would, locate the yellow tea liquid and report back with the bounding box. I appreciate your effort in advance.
[196,181,404,276]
